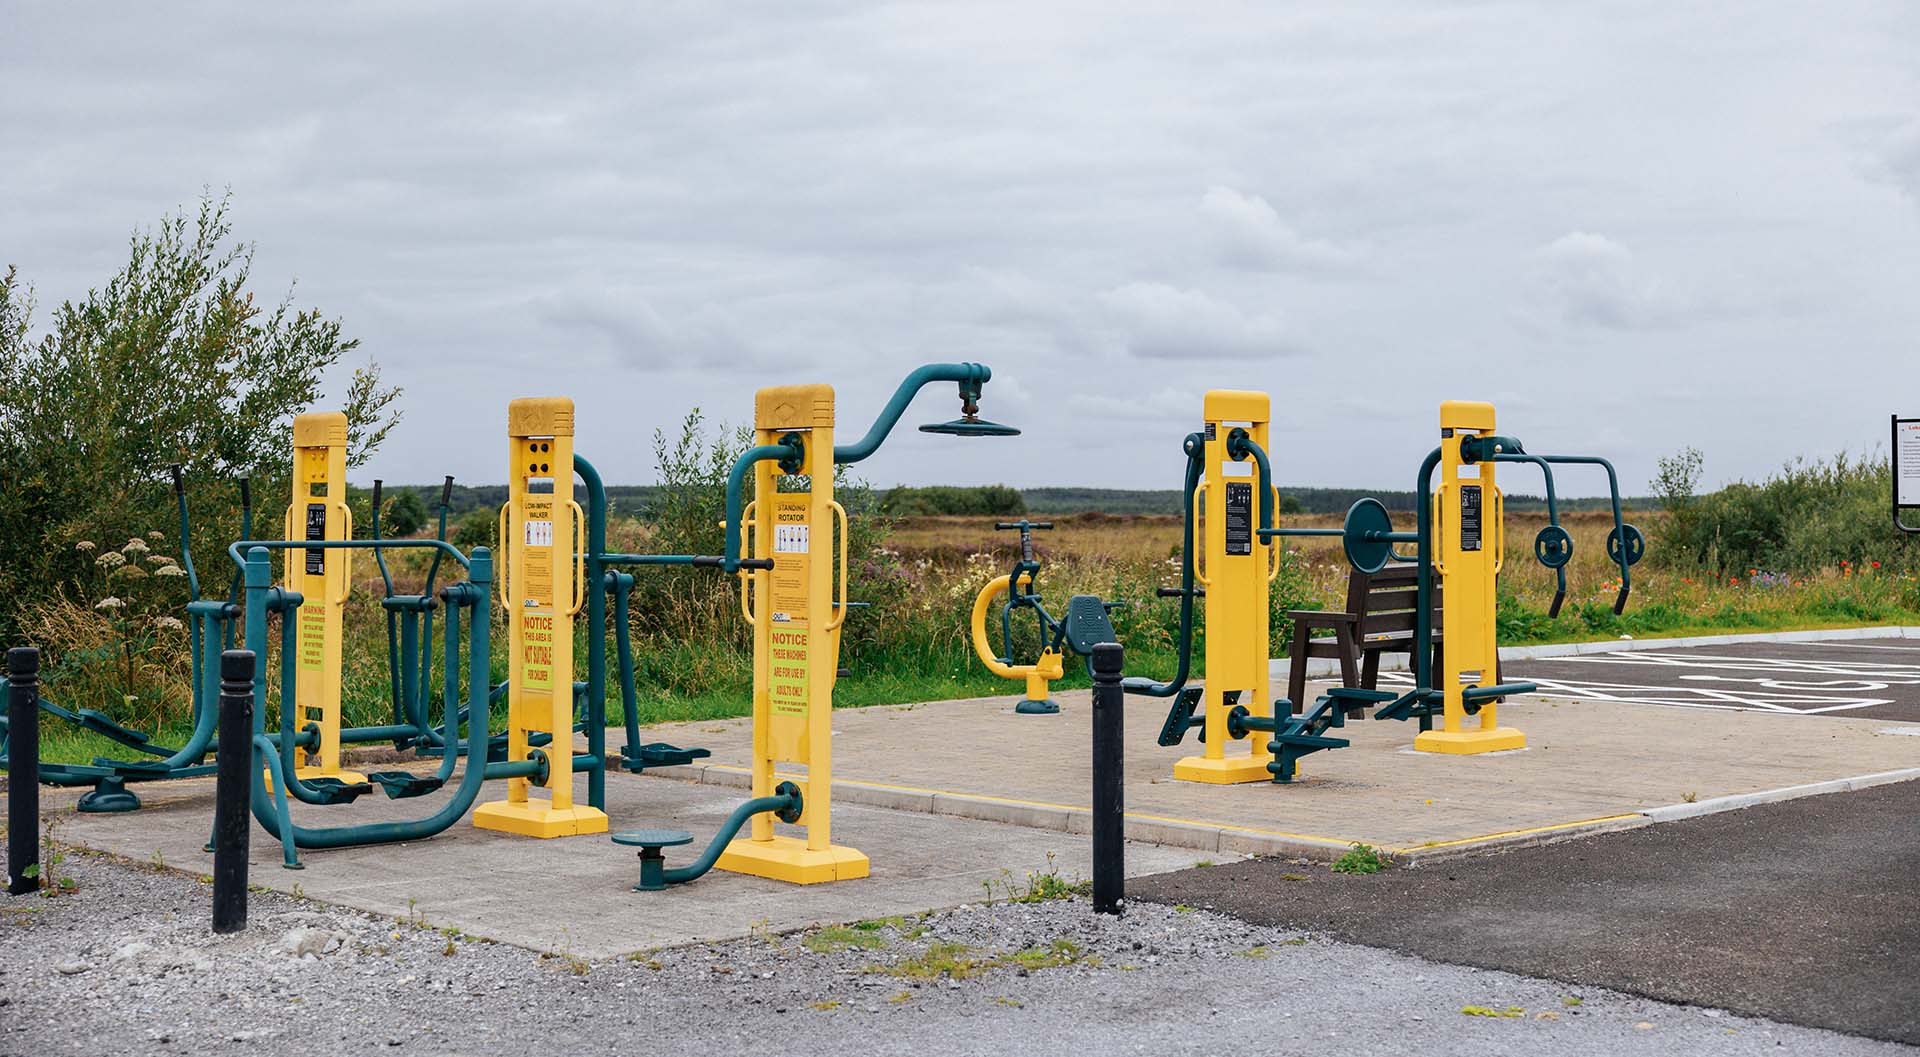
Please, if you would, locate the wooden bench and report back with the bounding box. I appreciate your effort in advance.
[1286,563,1497,714]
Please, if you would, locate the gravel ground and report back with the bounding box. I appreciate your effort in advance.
[0,851,1905,1057]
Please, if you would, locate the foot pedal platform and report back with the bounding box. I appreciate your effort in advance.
[1062,594,1120,654]
[622,742,713,773]
[366,770,446,799]
[1156,685,1207,747]
[613,829,695,891]
[304,777,374,805]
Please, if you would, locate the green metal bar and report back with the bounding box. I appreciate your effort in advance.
[611,572,643,768]
[574,453,609,810]
[225,538,470,571]
[1413,446,1443,698]
[660,788,803,886]
[1539,454,1635,613]
[1123,433,1205,698]
[721,444,799,574]
[243,548,499,858]
[831,362,993,465]
[1225,431,1276,533]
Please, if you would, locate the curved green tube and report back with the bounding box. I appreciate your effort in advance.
[1225,430,1277,532]
[661,786,803,886]
[244,547,497,861]
[721,443,802,573]
[1123,434,1205,698]
[832,362,992,464]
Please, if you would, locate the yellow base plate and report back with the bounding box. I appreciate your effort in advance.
[1414,727,1527,755]
[471,800,609,838]
[1173,754,1274,784]
[716,835,870,885]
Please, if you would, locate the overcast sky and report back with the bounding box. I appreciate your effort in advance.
[4,2,1916,496]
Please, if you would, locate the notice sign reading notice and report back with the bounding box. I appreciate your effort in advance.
[770,625,809,718]
[522,609,555,693]
[1899,418,1920,508]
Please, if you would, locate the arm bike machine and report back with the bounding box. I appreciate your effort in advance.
[1262,401,1644,754]
[1130,394,1646,782]
[614,363,1018,889]
[967,520,1129,715]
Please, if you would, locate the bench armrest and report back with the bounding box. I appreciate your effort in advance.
[1288,610,1357,624]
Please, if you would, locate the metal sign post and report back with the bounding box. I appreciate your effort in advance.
[1896,416,1920,535]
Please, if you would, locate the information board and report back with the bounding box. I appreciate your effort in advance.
[1898,417,1920,509]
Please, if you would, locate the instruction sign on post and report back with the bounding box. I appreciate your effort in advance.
[1896,416,1920,534]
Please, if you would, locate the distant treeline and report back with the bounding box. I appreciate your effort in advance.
[1018,487,1650,516]
[383,482,1651,522]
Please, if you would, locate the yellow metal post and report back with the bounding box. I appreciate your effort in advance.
[284,412,364,785]
[1414,400,1526,754]
[1174,390,1277,784]
[715,384,870,884]
[473,398,608,838]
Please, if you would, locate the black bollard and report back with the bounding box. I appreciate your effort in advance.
[212,649,255,933]
[7,647,40,896]
[1090,642,1125,915]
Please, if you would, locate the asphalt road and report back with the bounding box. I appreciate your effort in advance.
[1491,637,1920,723]
[1132,777,1920,1046]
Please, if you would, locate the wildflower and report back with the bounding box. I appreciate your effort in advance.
[96,551,127,569]
[75,540,97,553]
[146,553,176,565]
[122,537,150,555]
[1872,561,1882,569]
[154,565,186,578]
[155,616,184,630]
[147,530,164,541]
[95,596,126,610]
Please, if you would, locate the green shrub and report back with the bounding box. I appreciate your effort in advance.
[0,193,401,642]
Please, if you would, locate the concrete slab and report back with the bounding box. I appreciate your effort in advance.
[47,771,1211,959]
[618,679,1920,862]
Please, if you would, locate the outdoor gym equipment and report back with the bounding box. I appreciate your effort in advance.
[229,397,719,867]
[968,520,1129,715]
[1263,400,1644,755]
[623,363,1018,887]
[1127,390,1306,783]
[0,464,253,813]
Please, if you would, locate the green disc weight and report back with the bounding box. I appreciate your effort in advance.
[1606,524,1646,566]
[1342,497,1395,574]
[1533,524,1573,569]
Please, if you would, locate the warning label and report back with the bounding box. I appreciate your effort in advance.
[298,608,325,671]
[770,625,809,718]
[523,610,555,693]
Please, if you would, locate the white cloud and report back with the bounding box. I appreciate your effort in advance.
[1533,231,1688,330]
[1199,186,1360,273]
[2,1,1916,491]
[1097,281,1301,360]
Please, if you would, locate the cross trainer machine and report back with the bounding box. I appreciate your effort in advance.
[229,398,719,867]
[617,363,1018,887]
[966,520,1129,715]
